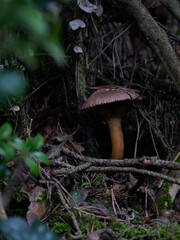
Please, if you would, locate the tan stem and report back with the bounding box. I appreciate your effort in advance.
[106,117,124,160]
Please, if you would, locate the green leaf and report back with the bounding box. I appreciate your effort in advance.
[24,137,35,153]
[32,152,50,165]
[18,65,26,72]
[0,122,13,140]
[0,142,15,161]
[0,147,6,156]
[8,138,26,152]
[0,217,30,240]
[81,181,91,187]
[31,220,59,240]
[43,41,66,65]
[0,217,59,240]
[17,6,49,37]
[24,157,40,177]
[25,134,44,153]
[33,134,44,150]
[0,71,27,102]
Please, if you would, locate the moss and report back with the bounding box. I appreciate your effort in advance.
[162,182,170,194]
[74,210,106,235]
[92,176,103,187]
[48,210,73,237]
[158,195,172,211]
[111,221,180,239]
[53,222,71,234]
[6,190,29,217]
[158,182,172,211]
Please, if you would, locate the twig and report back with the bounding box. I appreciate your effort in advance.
[84,167,180,185]
[88,23,133,66]
[134,112,143,158]
[58,147,180,170]
[52,161,92,174]
[114,0,180,90]
[54,181,82,235]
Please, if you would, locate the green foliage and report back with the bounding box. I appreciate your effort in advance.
[7,192,29,217]
[0,71,27,104]
[0,0,65,67]
[158,182,172,211]
[79,212,104,235]
[158,195,172,211]
[81,176,103,187]
[111,222,180,239]
[53,222,71,234]
[48,210,72,237]
[0,217,59,240]
[0,122,50,178]
[163,182,171,194]
[81,181,91,187]
[73,210,105,235]
[92,176,103,186]
[14,191,26,204]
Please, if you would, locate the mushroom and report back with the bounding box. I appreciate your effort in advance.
[81,86,142,160]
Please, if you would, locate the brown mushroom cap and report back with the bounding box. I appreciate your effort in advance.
[81,86,142,160]
[82,86,142,113]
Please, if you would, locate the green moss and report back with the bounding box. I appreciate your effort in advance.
[92,176,103,187]
[53,222,71,234]
[74,210,106,235]
[162,182,170,194]
[158,182,172,211]
[48,210,73,237]
[6,190,29,217]
[111,222,180,239]
[158,195,172,211]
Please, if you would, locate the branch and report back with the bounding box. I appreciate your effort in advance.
[51,147,180,185]
[58,146,180,170]
[53,165,180,185]
[85,167,180,185]
[113,0,180,90]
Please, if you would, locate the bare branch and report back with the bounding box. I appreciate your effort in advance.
[51,147,180,185]
[58,146,180,170]
[113,0,180,90]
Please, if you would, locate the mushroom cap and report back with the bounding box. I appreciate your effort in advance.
[82,86,142,111]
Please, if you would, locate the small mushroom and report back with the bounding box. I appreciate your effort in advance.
[81,86,142,160]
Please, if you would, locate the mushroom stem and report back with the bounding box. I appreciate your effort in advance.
[106,117,124,160]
